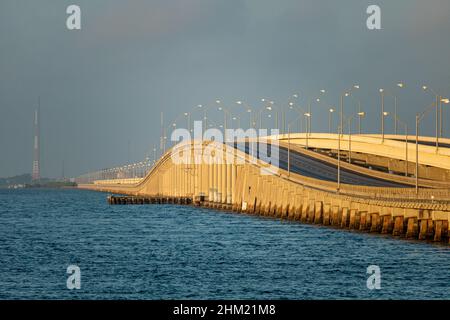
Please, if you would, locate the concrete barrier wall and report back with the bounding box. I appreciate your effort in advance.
[273,133,450,170]
[78,140,450,244]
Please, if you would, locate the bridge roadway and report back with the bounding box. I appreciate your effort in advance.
[365,134,450,149]
[79,138,450,244]
[236,143,408,187]
[274,133,450,171]
[389,138,450,148]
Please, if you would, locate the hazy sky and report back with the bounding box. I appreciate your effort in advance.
[1,0,450,178]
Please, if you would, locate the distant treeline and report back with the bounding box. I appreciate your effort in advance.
[0,174,77,188]
[0,173,32,186]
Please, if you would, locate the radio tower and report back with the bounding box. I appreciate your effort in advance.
[32,98,40,182]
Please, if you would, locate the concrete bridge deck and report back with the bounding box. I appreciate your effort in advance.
[79,136,450,244]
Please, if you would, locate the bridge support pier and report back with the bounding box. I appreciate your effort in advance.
[331,206,340,226]
[323,204,331,225]
[341,208,349,228]
[359,211,369,231]
[393,216,405,236]
[370,213,381,233]
[314,201,323,224]
[406,217,419,239]
[434,220,444,242]
[381,215,394,234]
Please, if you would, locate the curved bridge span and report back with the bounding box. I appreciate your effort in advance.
[79,136,450,244]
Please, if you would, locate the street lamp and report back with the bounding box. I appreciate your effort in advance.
[393,116,409,177]
[288,122,291,176]
[415,101,439,194]
[261,98,277,130]
[183,112,191,134]
[232,116,240,129]
[379,84,403,137]
[337,124,342,193]
[379,88,386,142]
[391,82,405,135]
[288,103,309,139]
[344,91,363,134]
[346,112,366,163]
[304,112,311,149]
[328,108,335,133]
[216,100,228,140]
[422,85,449,147]
[282,93,300,133]
[196,104,207,129]
[286,107,308,176]
[340,85,360,137]
[306,90,327,135]
[235,100,253,128]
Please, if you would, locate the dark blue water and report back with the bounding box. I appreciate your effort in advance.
[0,189,449,300]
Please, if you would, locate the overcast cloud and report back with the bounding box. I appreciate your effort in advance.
[1,0,450,178]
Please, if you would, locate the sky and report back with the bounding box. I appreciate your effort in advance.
[1,0,450,178]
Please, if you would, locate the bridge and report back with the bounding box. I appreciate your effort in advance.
[78,132,450,244]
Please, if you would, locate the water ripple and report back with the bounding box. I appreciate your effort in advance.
[0,189,449,299]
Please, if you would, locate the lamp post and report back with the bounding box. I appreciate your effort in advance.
[328,108,334,133]
[438,97,450,137]
[283,93,300,133]
[307,98,317,135]
[340,85,360,137]
[356,99,362,134]
[421,85,450,151]
[216,100,229,140]
[236,100,253,129]
[348,117,353,164]
[379,84,403,139]
[346,112,366,163]
[160,112,165,155]
[441,98,450,137]
[287,100,306,133]
[288,123,291,177]
[305,89,327,136]
[184,112,191,134]
[382,110,390,146]
[337,124,341,193]
[261,99,277,130]
[394,116,409,177]
[288,104,308,145]
[393,82,404,135]
[286,108,308,176]
[415,101,444,194]
[415,114,419,195]
[309,91,335,134]
[304,112,311,149]
[379,88,386,142]
[345,93,363,134]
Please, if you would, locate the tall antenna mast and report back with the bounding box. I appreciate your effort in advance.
[32,97,41,181]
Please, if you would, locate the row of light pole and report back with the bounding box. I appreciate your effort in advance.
[106,85,449,198]
[77,160,155,183]
[282,84,449,196]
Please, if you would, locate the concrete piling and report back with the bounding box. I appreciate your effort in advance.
[341,208,349,228]
[392,216,405,236]
[314,201,323,224]
[370,213,381,233]
[323,204,331,225]
[406,217,419,239]
[381,215,394,234]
